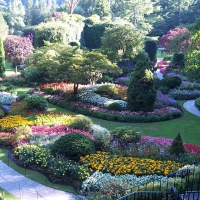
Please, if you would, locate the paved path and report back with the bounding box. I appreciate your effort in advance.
[0,161,86,200]
[183,100,200,117]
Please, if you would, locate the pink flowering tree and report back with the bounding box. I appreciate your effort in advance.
[159,27,191,53]
[4,35,34,72]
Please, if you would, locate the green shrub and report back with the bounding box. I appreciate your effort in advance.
[0,107,5,118]
[110,126,141,146]
[169,133,186,156]
[158,86,170,94]
[57,100,71,109]
[51,132,95,160]
[154,78,162,90]
[17,94,30,101]
[34,86,40,91]
[96,75,113,83]
[95,85,118,98]
[161,76,182,89]
[0,82,16,94]
[195,97,200,110]
[24,94,48,111]
[173,52,184,67]
[107,102,122,111]
[44,87,54,94]
[69,115,93,131]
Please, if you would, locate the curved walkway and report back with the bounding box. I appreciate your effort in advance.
[0,161,85,200]
[183,100,200,117]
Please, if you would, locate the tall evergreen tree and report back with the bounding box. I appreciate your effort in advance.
[127,59,156,112]
[0,12,8,40]
[24,0,33,26]
[0,36,5,78]
[7,0,25,34]
[93,0,111,18]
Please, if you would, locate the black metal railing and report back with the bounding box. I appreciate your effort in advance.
[100,166,200,200]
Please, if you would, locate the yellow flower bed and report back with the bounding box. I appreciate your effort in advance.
[80,152,183,176]
[0,115,33,130]
[33,113,75,126]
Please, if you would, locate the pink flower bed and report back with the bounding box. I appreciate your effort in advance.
[71,102,181,117]
[31,125,94,139]
[142,136,200,156]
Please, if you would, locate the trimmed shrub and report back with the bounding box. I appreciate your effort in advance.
[13,125,32,141]
[95,85,118,98]
[110,126,141,146]
[69,115,93,132]
[51,132,95,160]
[158,86,170,94]
[195,98,200,110]
[107,102,122,111]
[24,94,48,111]
[169,133,185,156]
[173,53,184,67]
[44,87,54,94]
[161,76,182,89]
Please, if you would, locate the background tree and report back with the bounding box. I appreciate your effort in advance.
[0,12,8,40]
[6,0,25,34]
[184,17,200,81]
[93,0,111,18]
[24,0,33,26]
[127,59,156,112]
[4,35,34,72]
[159,27,191,53]
[49,47,121,94]
[101,22,144,61]
[0,36,5,78]
[120,0,155,34]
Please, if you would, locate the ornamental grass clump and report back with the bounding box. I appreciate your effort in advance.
[69,115,93,132]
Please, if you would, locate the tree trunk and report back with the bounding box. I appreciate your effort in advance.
[73,83,79,95]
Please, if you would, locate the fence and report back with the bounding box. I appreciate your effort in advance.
[100,166,200,200]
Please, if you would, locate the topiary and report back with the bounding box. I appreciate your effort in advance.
[161,76,182,89]
[110,126,141,146]
[107,102,122,111]
[69,115,93,132]
[127,59,157,112]
[50,132,95,160]
[169,133,186,156]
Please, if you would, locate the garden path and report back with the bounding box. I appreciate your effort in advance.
[183,100,200,117]
[0,160,85,200]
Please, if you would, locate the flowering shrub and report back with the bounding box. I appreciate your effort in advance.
[80,151,182,176]
[169,89,200,100]
[70,101,182,122]
[14,144,93,180]
[177,81,200,91]
[0,115,33,131]
[195,98,200,110]
[165,72,187,80]
[154,91,177,108]
[0,132,15,146]
[78,85,127,108]
[0,92,17,105]
[81,171,171,193]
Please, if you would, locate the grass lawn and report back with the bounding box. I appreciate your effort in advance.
[0,188,19,200]
[48,102,200,146]
[0,149,76,194]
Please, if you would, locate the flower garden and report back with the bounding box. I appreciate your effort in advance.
[0,73,200,199]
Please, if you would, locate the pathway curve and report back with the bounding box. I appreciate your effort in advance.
[183,100,200,117]
[0,161,86,200]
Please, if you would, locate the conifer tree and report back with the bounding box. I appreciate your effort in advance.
[169,133,186,156]
[127,59,156,112]
[0,36,5,78]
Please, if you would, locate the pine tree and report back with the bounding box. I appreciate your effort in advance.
[169,133,186,156]
[127,59,156,112]
[0,36,5,78]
